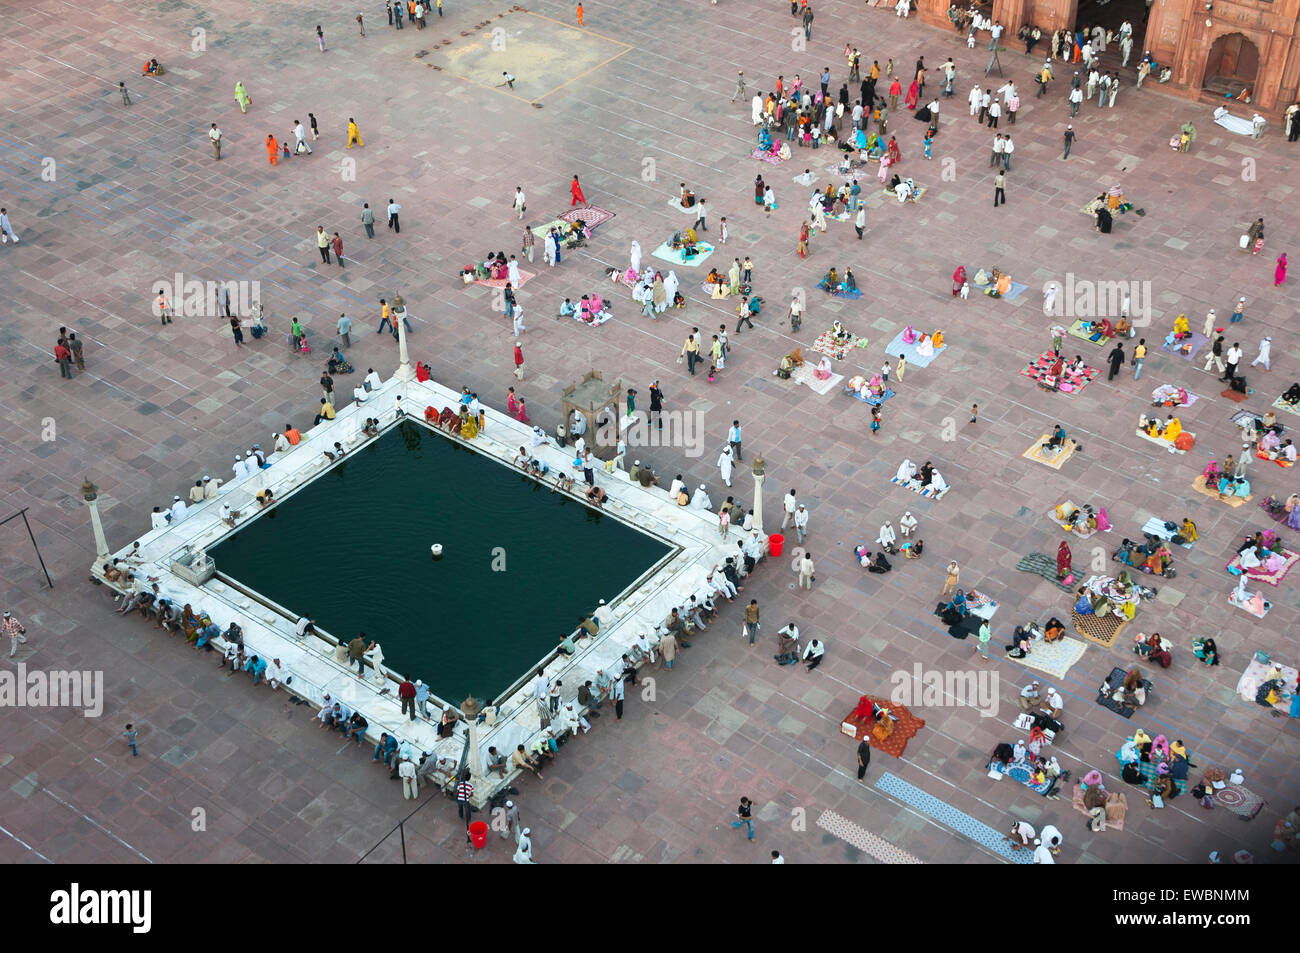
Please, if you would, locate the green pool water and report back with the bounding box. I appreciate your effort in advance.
[209,420,674,704]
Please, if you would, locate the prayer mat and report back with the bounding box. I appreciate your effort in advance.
[811,327,869,359]
[793,173,821,185]
[839,697,925,758]
[829,211,852,221]
[815,811,923,864]
[1010,633,1088,678]
[1227,548,1300,586]
[1015,553,1077,590]
[749,147,787,164]
[558,206,615,230]
[891,475,951,500]
[874,772,1034,865]
[1228,587,1272,618]
[1231,409,1263,427]
[1192,475,1252,506]
[1220,387,1252,403]
[1214,781,1266,820]
[886,331,947,369]
[1272,395,1300,417]
[848,386,896,406]
[989,757,1057,795]
[1256,451,1295,468]
[1095,666,1149,717]
[827,287,864,299]
[1072,610,1126,648]
[668,198,700,214]
[473,269,536,290]
[1162,332,1208,362]
[879,186,928,203]
[1046,502,1096,539]
[792,364,844,395]
[1235,657,1298,712]
[1133,760,1188,796]
[1134,427,1194,454]
[1023,435,1078,469]
[651,241,715,267]
[1067,319,1109,347]
[1140,517,1194,550]
[1001,281,1029,302]
[1020,352,1099,396]
[699,282,734,297]
[1071,783,1128,831]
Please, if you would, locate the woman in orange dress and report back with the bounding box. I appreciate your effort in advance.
[265,134,278,166]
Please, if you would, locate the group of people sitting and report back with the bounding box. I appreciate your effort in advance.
[1054,502,1105,537]
[1004,617,1067,658]
[1235,530,1290,575]
[558,294,613,325]
[470,251,516,282]
[1138,413,1193,450]
[668,228,703,260]
[628,267,684,315]
[853,545,894,573]
[1202,458,1251,500]
[1113,532,1177,577]
[848,373,889,400]
[1280,382,1300,409]
[901,325,943,356]
[141,58,164,76]
[1132,631,1174,668]
[818,266,858,296]
[894,458,948,495]
[1104,667,1152,709]
[1075,572,1149,620]
[775,347,804,379]
[755,124,793,158]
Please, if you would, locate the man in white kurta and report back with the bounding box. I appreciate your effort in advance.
[717,446,734,486]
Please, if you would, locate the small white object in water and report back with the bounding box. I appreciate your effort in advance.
[431,543,444,559]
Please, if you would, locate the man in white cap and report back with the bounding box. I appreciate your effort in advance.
[1039,823,1062,854]
[593,598,614,629]
[691,484,713,510]
[1251,336,1272,371]
[4,611,28,658]
[899,510,918,537]
[717,445,734,486]
[793,503,809,543]
[414,678,429,717]
[562,702,590,735]
[501,799,521,840]
[513,827,535,863]
[233,454,250,481]
[202,475,222,499]
[1018,681,1041,711]
[1032,837,1055,864]
[1005,818,1035,850]
[169,495,188,522]
[876,520,897,553]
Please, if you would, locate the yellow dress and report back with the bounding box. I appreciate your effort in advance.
[1173,314,1189,335]
[1162,419,1182,441]
[461,417,479,439]
[931,330,944,349]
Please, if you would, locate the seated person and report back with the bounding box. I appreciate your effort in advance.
[757,126,774,152]
[820,267,840,291]
[915,333,934,358]
[558,297,577,318]
[255,488,274,507]
[1114,315,1133,337]
[813,355,833,380]
[1042,617,1065,642]
[553,471,576,492]
[1172,313,1190,339]
[1190,637,1216,666]
[901,538,924,559]
[1139,415,1161,437]
[853,544,872,567]
[776,353,795,379]
[142,58,163,75]
[866,373,885,397]
[414,361,431,382]
[680,185,697,208]
[776,623,801,657]
[1159,415,1182,441]
[867,550,892,574]
[843,267,857,291]
[586,485,607,507]
[1267,438,1297,462]
[1281,382,1300,407]
[1043,424,1068,452]
[902,325,918,345]
[1066,355,1087,375]
[830,319,851,343]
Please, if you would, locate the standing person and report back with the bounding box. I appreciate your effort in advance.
[896,353,907,382]
[294,119,313,155]
[436,0,443,16]
[337,312,352,348]
[570,175,587,207]
[67,332,85,370]
[970,402,978,424]
[793,503,810,543]
[514,342,525,380]
[720,217,729,245]
[395,0,404,27]
[3,611,28,658]
[1251,336,1272,372]
[265,134,279,166]
[1203,335,1225,375]
[398,756,418,799]
[229,314,244,347]
[316,24,327,51]
[681,329,700,375]
[331,232,345,268]
[456,773,475,838]
[994,170,1006,207]
[693,197,709,233]
[155,288,173,325]
[717,445,735,486]
[781,488,797,529]
[732,71,746,103]
[522,225,535,264]
[728,420,743,461]
[854,204,866,239]
[611,670,625,720]
[119,81,131,105]
[576,1,584,26]
[357,12,366,35]
[209,123,222,159]
[54,339,74,378]
[361,202,375,238]
[1277,253,1289,287]
[731,797,755,841]
[797,552,815,589]
[308,113,319,140]
[856,737,871,781]
[1062,124,1075,159]
[1230,296,1246,324]
[1222,341,1243,382]
[870,405,881,434]
[386,198,401,232]
[1002,134,1014,169]
[387,1,394,25]
[513,186,527,219]
[235,80,251,112]
[974,619,991,660]
[743,599,760,645]
[347,118,364,148]
[1068,85,1082,117]
[0,207,19,244]
[1132,338,1147,380]
[1106,341,1125,381]
[649,380,664,431]
[315,226,332,265]
[123,724,138,757]
[802,4,814,40]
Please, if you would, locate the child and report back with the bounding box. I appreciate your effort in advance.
[923,131,934,159]
[880,359,891,383]
[960,281,971,299]
[970,402,979,424]
[871,405,881,434]
[124,724,139,757]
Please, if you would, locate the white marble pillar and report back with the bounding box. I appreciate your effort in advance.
[752,471,766,535]
[394,308,414,382]
[83,486,110,561]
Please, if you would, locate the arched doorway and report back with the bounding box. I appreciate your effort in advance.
[1203,33,1260,98]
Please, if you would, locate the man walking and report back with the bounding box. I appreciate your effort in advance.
[119,81,131,105]
[793,503,809,543]
[1222,341,1243,381]
[744,599,760,645]
[315,226,332,265]
[693,197,708,233]
[856,737,871,781]
[1106,341,1125,381]
[802,4,814,40]
[797,552,815,589]
[732,71,746,103]
[513,186,526,219]
[0,207,19,244]
[1132,338,1147,380]
[649,380,664,431]
[3,611,28,658]
[781,488,797,529]
[294,119,313,154]
[994,169,1006,207]
[209,123,222,160]
[681,329,700,375]
[361,202,375,238]
[1251,337,1272,372]
[1062,124,1075,159]
[1068,85,1082,117]
[731,796,755,841]
[1203,335,1226,375]
[387,198,401,232]
[728,420,743,461]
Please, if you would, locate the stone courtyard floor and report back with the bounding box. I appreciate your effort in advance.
[1,0,1297,865]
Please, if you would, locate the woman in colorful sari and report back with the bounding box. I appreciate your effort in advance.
[753,174,766,205]
[1192,637,1218,666]
[813,355,834,380]
[952,265,966,295]
[902,325,918,344]
[1056,540,1072,579]
[515,397,530,423]
[1160,416,1182,441]
[904,79,919,110]
[877,152,892,184]
[1172,312,1189,339]
[179,604,200,641]
[758,125,774,152]
[931,329,944,350]
[887,136,902,165]
[459,406,479,438]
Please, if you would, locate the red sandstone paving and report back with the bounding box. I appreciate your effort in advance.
[0,0,1297,866]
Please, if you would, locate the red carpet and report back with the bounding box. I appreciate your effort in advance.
[840,696,926,758]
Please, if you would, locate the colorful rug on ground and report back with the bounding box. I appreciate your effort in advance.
[1152,384,1199,407]
[1023,436,1078,469]
[1047,502,1096,539]
[1214,781,1267,819]
[811,327,869,359]
[750,147,787,164]
[473,269,536,289]
[1273,395,1300,417]
[847,386,895,406]
[1162,332,1209,362]
[558,206,615,230]
[1001,281,1029,302]
[1096,666,1150,718]
[1072,610,1126,648]
[1227,548,1300,586]
[1192,475,1252,506]
[880,185,929,203]
[1141,517,1194,550]
[1134,427,1193,454]
[839,698,925,758]
[1067,319,1109,347]
[1221,387,1252,403]
[1071,783,1128,831]
[1015,553,1076,590]
[1132,759,1187,796]
[651,241,715,267]
[1235,657,1298,713]
[885,331,947,368]
[891,474,950,500]
[873,772,1034,864]
[815,810,924,863]
[1010,635,1088,679]
[1020,352,1099,395]
[988,757,1057,795]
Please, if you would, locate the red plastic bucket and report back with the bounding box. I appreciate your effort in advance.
[768,533,785,557]
[469,820,489,849]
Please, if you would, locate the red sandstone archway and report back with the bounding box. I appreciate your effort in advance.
[1202,32,1260,97]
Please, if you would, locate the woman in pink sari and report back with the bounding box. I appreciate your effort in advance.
[902,325,918,344]
[952,265,967,295]
[877,153,892,184]
[1094,507,1111,532]
[904,79,919,110]
[1276,252,1288,287]
[515,397,530,423]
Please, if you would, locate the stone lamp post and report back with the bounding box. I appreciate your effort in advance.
[393,293,414,382]
[81,479,110,562]
[750,454,766,535]
[460,694,485,789]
